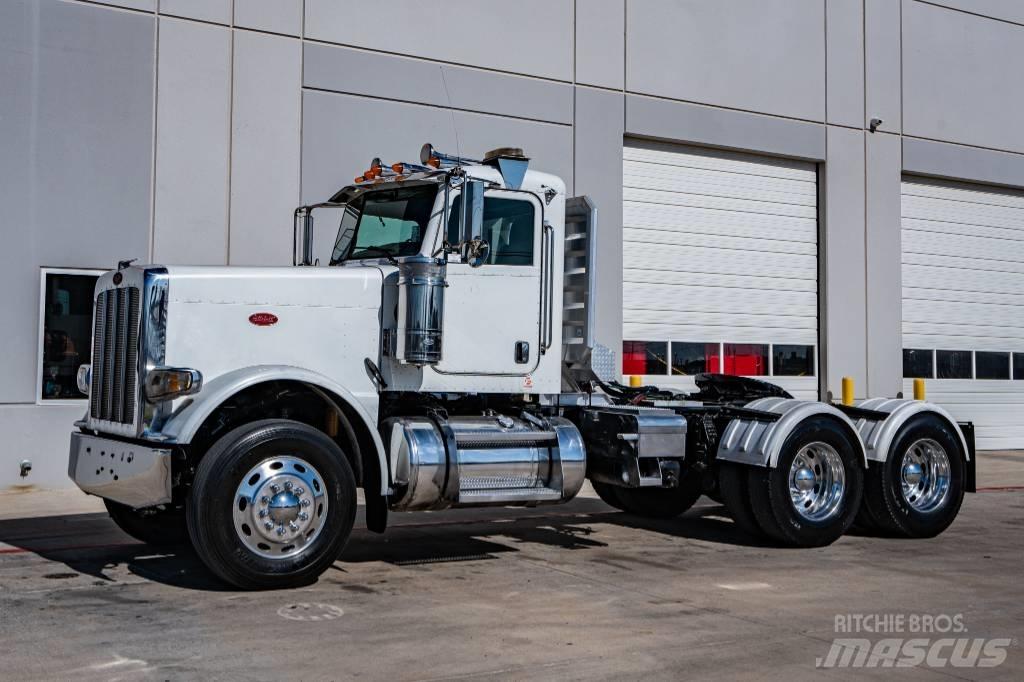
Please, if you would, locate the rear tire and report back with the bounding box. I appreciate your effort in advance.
[861,414,965,538]
[717,462,763,538]
[746,416,864,547]
[591,481,626,510]
[105,500,188,547]
[187,419,357,590]
[590,471,703,519]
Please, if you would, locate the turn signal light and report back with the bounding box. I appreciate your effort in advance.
[391,163,404,173]
[426,156,440,168]
[145,367,203,403]
[354,175,365,183]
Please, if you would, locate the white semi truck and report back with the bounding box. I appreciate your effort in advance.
[69,144,976,589]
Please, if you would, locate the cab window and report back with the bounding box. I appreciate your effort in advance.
[447,194,536,266]
[330,184,436,264]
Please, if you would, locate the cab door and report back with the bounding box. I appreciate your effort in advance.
[433,189,544,376]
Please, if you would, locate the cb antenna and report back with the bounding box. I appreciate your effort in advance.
[438,66,462,162]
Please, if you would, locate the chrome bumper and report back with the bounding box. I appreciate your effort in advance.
[68,432,173,508]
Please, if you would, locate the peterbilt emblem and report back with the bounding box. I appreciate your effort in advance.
[249,312,278,326]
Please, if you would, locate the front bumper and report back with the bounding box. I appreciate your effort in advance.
[68,432,173,508]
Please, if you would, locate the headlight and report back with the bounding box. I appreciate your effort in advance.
[145,367,202,402]
[76,364,91,395]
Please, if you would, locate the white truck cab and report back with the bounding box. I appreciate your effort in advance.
[69,144,976,590]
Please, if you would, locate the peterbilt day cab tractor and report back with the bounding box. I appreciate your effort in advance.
[69,144,976,590]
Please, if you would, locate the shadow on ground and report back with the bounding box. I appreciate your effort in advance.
[0,500,778,592]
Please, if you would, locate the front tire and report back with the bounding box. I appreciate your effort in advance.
[746,416,864,547]
[187,419,357,590]
[105,500,188,546]
[861,414,965,538]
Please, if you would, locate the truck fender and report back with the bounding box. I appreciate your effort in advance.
[717,397,868,468]
[159,365,389,495]
[852,398,970,463]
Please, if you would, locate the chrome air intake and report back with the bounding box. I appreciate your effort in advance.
[396,255,447,365]
[384,415,586,511]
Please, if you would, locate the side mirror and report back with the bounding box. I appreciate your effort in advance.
[459,180,484,246]
[460,238,490,268]
[455,179,486,267]
[294,207,314,265]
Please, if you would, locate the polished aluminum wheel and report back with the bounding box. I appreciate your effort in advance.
[900,438,950,513]
[788,442,846,523]
[232,456,328,559]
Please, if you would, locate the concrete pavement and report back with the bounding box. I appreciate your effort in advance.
[0,453,1020,680]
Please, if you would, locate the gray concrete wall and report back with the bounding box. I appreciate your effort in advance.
[4,0,1024,487]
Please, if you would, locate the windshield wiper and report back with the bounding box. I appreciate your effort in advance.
[349,246,399,265]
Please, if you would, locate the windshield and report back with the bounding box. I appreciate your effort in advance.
[329,184,437,264]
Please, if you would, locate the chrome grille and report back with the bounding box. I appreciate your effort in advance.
[90,286,141,424]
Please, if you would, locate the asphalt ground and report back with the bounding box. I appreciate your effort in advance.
[0,453,1021,681]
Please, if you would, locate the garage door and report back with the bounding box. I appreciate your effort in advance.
[622,140,819,400]
[902,177,1024,450]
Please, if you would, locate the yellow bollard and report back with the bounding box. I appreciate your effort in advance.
[629,375,643,388]
[841,376,854,406]
[913,378,926,401]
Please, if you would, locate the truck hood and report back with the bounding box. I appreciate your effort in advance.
[162,264,384,309]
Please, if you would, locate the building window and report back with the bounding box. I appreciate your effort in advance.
[670,342,717,375]
[936,350,972,379]
[38,270,99,401]
[723,343,769,376]
[622,341,669,375]
[903,349,934,378]
[976,351,1010,380]
[773,344,815,377]
[1015,354,1024,380]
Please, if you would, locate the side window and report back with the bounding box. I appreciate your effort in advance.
[447,194,536,266]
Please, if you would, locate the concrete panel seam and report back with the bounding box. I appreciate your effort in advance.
[626,90,827,127]
[300,37,574,86]
[915,0,1024,29]
[64,0,154,16]
[301,86,572,129]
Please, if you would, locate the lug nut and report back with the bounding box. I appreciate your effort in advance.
[264,521,274,530]
[284,481,293,491]
[294,487,304,495]
[276,526,285,536]
[261,496,269,505]
[301,499,311,507]
[299,512,309,521]
[288,521,299,531]
[259,509,268,518]
[270,484,280,493]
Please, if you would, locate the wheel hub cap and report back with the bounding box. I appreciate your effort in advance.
[788,442,847,523]
[267,491,301,525]
[902,462,924,487]
[900,438,951,513]
[794,467,816,492]
[232,456,328,560]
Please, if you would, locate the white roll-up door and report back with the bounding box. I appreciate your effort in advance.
[902,177,1024,449]
[622,140,819,399]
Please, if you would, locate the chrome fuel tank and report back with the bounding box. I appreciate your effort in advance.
[383,414,586,511]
